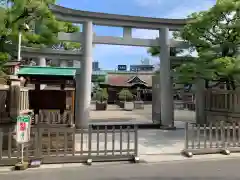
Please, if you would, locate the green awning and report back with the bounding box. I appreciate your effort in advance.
[17,66,107,82]
[17,66,77,77]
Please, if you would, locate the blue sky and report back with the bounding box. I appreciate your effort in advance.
[57,0,216,70]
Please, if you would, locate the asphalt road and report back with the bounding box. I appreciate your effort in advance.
[1,158,240,180]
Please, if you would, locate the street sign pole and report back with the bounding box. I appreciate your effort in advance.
[21,143,24,164]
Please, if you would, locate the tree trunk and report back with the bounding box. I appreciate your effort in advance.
[229,76,236,90]
[226,80,231,90]
[205,80,209,89]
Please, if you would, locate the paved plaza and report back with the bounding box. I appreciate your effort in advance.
[89,104,196,124]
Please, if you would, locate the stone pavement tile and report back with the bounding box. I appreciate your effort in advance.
[138,128,186,155]
[0,166,13,172]
[35,164,63,169]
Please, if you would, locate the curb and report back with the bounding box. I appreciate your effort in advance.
[0,166,13,173]
[1,154,240,174]
[0,161,132,174]
[140,153,240,164]
[0,163,85,173]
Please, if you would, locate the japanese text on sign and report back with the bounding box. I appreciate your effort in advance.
[16,115,31,143]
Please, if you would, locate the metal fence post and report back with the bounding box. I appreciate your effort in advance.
[209,122,213,148]
[227,123,230,147]
[184,122,189,150]
[203,124,207,148]
[87,126,92,165]
[133,125,139,163]
[220,121,225,148]
[134,125,138,157]
[34,129,39,157]
[232,122,236,147]
[0,131,3,159]
[38,128,43,158]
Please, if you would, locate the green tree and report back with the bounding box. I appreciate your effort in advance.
[0,5,9,69]
[118,89,134,102]
[0,0,80,70]
[1,0,59,48]
[148,46,184,74]
[94,88,108,103]
[59,22,81,50]
[173,0,240,89]
[148,47,183,57]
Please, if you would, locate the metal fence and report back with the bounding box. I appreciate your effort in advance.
[205,89,237,112]
[0,124,138,166]
[204,90,240,122]
[19,89,29,111]
[182,121,240,157]
[32,110,74,126]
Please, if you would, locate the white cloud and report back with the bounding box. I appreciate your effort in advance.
[132,29,158,39]
[132,0,216,40]
[165,1,216,18]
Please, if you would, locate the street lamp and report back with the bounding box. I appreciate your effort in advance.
[17,23,30,61]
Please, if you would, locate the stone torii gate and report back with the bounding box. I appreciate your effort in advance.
[50,4,192,129]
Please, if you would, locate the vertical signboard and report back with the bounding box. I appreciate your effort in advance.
[16,115,31,144]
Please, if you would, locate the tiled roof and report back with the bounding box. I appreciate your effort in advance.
[104,74,152,87]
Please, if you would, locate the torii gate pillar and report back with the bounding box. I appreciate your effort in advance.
[75,21,93,129]
[159,28,174,128]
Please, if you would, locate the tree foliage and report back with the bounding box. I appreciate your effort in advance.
[173,0,240,89]
[0,0,80,72]
[148,47,183,57]
[148,44,185,74]
[118,89,134,102]
[94,88,108,102]
[148,46,184,74]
